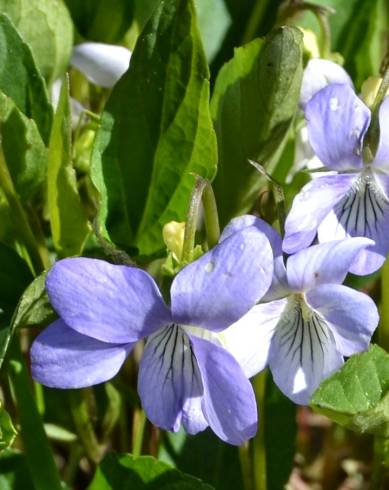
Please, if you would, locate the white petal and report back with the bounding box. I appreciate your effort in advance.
[218,299,287,378]
[71,42,132,88]
[269,296,343,405]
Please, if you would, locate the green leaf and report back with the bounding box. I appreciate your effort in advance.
[159,430,244,490]
[64,0,134,43]
[0,14,52,143]
[0,0,73,84]
[7,341,63,490]
[0,243,32,329]
[0,403,17,452]
[0,450,34,490]
[47,76,90,257]
[264,377,297,490]
[310,344,389,436]
[0,91,48,201]
[11,273,56,332]
[0,270,54,371]
[211,26,303,225]
[87,453,214,490]
[340,0,386,87]
[92,0,217,257]
[194,0,231,63]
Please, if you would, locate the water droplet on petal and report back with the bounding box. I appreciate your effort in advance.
[330,97,339,111]
[205,261,214,273]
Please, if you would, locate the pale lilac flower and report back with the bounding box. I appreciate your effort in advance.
[71,42,132,88]
[289,59,352,181]
[31,226,274,445]
[284,83,389,275]
[216,216,378,405]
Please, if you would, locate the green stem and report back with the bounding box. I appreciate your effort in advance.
[249,160,287,237]
[63,443,84,486]
[101,382,121,443]
[380,258,389,351]
[277,2,333,59]
[182,176,207,263]
[242,0,271,44]
[375,254,389,487]
[7,339,62,490]
[68,389,102,464]
[0,152,46,274]
[365,65,389,158]
[239,442,254,490]
[132,408,146,457]
[202,182,220,249]
[371,66,389,116]
[252,371,267,490]
[371,437,389,488]
[315,10,331,58]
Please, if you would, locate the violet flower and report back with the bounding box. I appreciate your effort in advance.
[216,216,379,405]
[284,83,389,275]
[71,42,132,88]
[31,226,274,445]
[288,58,353,180]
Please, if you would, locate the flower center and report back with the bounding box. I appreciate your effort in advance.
[147,324,198,387]
[334,167,389,236]
[276,294,330,365]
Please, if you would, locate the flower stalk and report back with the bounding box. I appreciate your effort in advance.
[365,63,389,157]
[249,160,287,237]
[252,371,267,490]
[68,389,103,464]
[181,176,207,264]
[202,181,220,249]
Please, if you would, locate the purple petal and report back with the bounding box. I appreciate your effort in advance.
[317,172,389,275]
[171,226,273,331]
[286,238,373,292]
[71,42,131,88]
[220,215,282,255]
[268,299,343,405]
[220,214,287,301]
[46,258,171,344]
[30,320,133,388]
[373,96,389,169]
[283,174,356,254]
[306,284,379,356]
[220,215,288,301]
[138,326,208,435]
[300,59,353,108]
[190,335,257,445]
[306,83,370,171]
[222,299,287,378]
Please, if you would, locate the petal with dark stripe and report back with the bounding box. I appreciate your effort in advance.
[138,325,207,435]
[268,296,343,405]
[318,170,389,274]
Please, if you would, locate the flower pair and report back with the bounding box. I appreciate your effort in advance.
[31,215,379,443]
